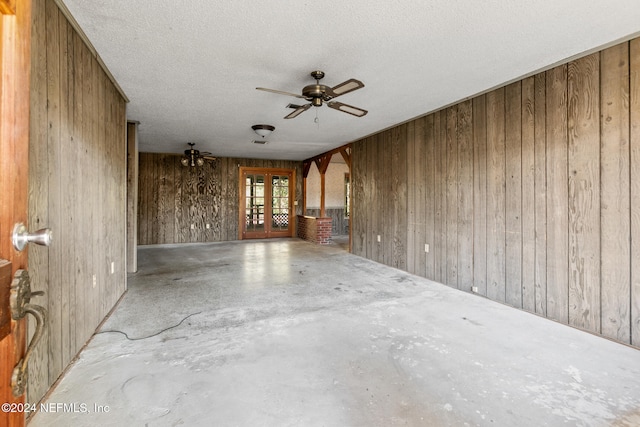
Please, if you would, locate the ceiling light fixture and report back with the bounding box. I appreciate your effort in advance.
[181,142,213,167]
[252,124,275,139]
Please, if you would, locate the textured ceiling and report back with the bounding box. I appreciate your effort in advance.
[61,0,640,161]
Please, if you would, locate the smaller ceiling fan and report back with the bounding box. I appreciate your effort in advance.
[257,70,367,119]
[181,142,215,167]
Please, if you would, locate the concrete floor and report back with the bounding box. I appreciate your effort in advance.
[30,239,640,426]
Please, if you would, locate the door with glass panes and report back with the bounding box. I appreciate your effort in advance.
[240,168,294,239]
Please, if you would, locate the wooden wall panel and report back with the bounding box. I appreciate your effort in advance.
[631,38,640,347]
[423,115,435,279]
[545,64,569,323]
[600,43,631,342]
[392,124,407,270]
[445,106,458,287]
[137,154,302,245]
[567,53,600,333]
[472,95,487,295]
[533,72,548,316]
[350,35,640,347]
[28,0,127,405]
[521,77,536,312]
[486,88,506,302]
[505,82,523,308]
[457,100,473,291]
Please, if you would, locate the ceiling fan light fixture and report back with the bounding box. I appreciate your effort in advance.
[181,142,214,167]
[251,124,275,138]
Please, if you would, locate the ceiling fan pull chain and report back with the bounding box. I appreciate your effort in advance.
[314,109,320,127]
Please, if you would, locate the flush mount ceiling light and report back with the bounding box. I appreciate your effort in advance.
[251,124,275,139]
[180,142,215,167]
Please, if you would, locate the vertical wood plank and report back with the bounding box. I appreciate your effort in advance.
[433,110,445,283]
[423,115,435,279]
[27,0,49,404]
[546,64,569,323]
[521,76,536,312]
[446,106,458,287]
[473,95,488,296]
[414,117,428,277]
[406,121,416,274]
[631,38,640,346]
[600,43,631,342]
[505,81,523,308]
[457,100,473,291]
[57,12,72,365]
[486,88,506,302]
[392,124,407,270]
[534,72,548,316]
[567,53,601,332]
[45,0,63,380]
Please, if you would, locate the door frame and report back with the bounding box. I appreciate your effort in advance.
[0,0,32,425]
[238,167,295,240]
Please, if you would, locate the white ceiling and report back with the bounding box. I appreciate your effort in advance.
[61,0,640,161]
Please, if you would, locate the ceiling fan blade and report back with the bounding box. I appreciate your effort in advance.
[327,101,368,117]
[331,78,364,97]
[256,87,306,99]
[284,104,311,119]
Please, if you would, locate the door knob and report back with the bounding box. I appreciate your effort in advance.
[11,223,52,252]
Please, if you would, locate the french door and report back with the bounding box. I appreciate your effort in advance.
[240,168,295,239]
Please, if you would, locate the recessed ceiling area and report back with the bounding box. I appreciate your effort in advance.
[60,0,640,160]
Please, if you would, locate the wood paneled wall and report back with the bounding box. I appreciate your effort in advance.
[138,153,303,245]
[306,208,349,235]
[28,0,127,403]
[352,36,640,347]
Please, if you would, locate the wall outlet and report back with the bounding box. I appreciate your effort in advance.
[92,274,97,288]
[294,200,298,206]
[206,223,211,229]
[190,224,195,230]
[110,262,115,274]
[425,244,430,253]
[377,235,381,243]
[472,286,478,293]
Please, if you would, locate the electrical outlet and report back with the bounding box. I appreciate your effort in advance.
[377,235,381,243]
[206,223,211,229]
[110,262,115,274]
[425,244,430,253]
[472,286,478,293]
[190,224,195,230]
[92,274,97,288]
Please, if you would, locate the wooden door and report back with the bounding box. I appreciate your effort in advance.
[240,168,295,239]
[0,0,32,425]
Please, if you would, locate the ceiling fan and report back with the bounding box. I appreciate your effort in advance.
[257,70,368,119]
[181,142,216,167]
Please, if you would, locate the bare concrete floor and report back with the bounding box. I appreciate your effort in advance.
[30,239,640,426]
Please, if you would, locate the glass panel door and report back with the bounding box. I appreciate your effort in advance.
[240,168,294,239]
[245,174,265,234]
[271,175,289,232]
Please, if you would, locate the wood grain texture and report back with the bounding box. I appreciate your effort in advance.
[137,154,302,245]
[406,121,416,274]
[534,72,548,316]
[631,38,640,346]
[486,88,506,302]
[600,43,631,342]
[545,64,569,323]
[505,82,523,308]
[26,0,49,404]
[521,77,536,312]
[433,110,445,283]
[567,53,601,332]
[473,95,488,296]
[457,100,473,290]
[445,106,458,287]
[423,115,435,279]
[27,0,127,405]
[392,124,408,270]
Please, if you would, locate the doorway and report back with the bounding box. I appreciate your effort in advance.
[239,167,295,239]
